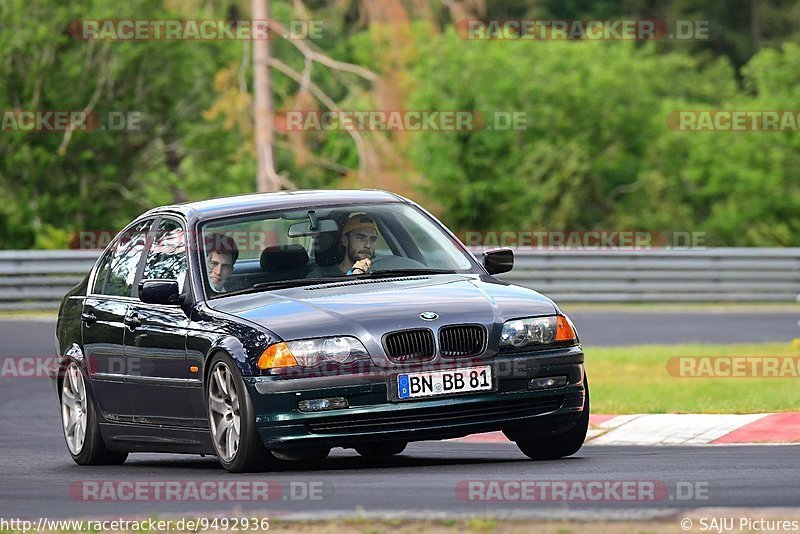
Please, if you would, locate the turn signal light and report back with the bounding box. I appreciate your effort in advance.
[556,315,577,342]
[257,342,299,369]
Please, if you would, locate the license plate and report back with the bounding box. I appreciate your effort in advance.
[397,365,492,399]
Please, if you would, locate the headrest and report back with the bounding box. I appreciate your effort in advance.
[312,230,343,267]
[260,244,309,273]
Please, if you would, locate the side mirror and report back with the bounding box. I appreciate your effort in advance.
[483,248,513,275]
[138,279,180,305]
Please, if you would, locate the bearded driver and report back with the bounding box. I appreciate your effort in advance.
[310,215,379,277]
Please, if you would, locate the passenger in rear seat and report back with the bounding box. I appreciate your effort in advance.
[204,233,239,292]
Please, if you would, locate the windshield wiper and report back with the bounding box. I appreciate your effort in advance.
[362,268,457,278]
[252,270,456,289]
[251,277,348,290]
[216,277,345,296]
[216,270,458,297]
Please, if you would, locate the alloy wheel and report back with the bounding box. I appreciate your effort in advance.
[208,362,241,462]
[61,362,88,455]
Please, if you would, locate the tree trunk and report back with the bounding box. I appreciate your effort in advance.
[252,0,281,192]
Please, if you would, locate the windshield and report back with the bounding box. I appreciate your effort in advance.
[199,202,478,297]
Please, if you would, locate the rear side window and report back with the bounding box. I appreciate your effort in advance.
[142,218,188,293]
[91,250,112,294]
[103,220,152,297]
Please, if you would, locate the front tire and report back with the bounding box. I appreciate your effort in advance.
[207,353,271,473]
[515,376,590,461]
[60,361,128,466]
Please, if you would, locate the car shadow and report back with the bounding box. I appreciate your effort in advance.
[54,446,586,474]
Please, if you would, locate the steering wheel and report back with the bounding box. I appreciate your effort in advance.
[368,255,427,271]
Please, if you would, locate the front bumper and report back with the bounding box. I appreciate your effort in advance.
[244,346,585,449]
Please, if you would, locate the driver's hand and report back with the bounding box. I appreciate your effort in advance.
[351,258,372,274]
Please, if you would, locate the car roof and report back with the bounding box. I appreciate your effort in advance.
[141,189,408,222]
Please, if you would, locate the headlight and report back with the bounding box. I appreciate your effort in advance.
[257,336,369,369]
[499,315,577,350]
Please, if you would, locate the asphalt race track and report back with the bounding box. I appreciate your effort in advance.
[571,310,798,346]
[1,315,798,520]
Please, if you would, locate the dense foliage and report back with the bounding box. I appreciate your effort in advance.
[1,0,798,248]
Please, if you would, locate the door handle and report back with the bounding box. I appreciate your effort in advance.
[81,306,97,325]
[123,312,142,330]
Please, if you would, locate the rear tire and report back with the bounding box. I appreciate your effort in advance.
[355,441,407,457]
[515,376,590,461]
[60,361,128,466]
[207,353,272,473]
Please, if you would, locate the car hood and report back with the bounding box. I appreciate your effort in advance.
[208,274,557,364]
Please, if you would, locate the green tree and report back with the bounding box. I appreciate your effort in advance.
[407,32,736,235]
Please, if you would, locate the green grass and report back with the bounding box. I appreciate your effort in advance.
[0,310,57,319]
[585,343,800,413]
[465,518,498,533]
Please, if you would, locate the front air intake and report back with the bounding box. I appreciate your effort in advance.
[439,324,487,358]
[383,328,436,363]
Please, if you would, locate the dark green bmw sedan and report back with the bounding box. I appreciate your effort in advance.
[54,190,588,472]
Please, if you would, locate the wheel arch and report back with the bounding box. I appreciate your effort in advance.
[202,337,251,391]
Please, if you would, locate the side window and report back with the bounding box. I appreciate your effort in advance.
[91,250,112,294]
[104,220,152,297]
[142,218,188,293]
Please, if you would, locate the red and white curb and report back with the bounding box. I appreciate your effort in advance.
[449,412,800,445]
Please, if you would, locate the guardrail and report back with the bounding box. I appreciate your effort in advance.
[0,250,102,311]
[491,248,800,303]
[1,248,799,311]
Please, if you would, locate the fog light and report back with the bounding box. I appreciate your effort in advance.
[298,397,349,412]
[528,376,568,390]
